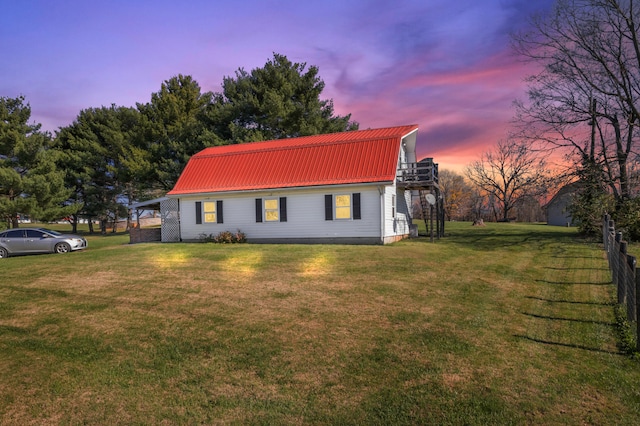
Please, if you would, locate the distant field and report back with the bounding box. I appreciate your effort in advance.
[1,222,639,425]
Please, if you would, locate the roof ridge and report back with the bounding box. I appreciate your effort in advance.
[282,124,418,139]
[194,135,403,159]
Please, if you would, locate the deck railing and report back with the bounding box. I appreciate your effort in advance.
[396,159,439,188]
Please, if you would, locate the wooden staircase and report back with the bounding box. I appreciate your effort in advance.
[419,190,430,236]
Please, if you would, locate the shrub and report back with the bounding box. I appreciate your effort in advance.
[233,230,247,243]
[614,197,640,242]
[614,304,639,358]
[567,190,614,236]
[199,230,246,244]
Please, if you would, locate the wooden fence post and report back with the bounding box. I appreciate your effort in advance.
[601,217,639,351]
[612,232,622,297]
[636,259,640,352]
[619,240,627,306]
[628,255,637,322]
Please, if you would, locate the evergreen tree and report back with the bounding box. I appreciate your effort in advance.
[212,53,358,144]
[567,155,614,235]
[54,105,146,233]
[137,74,222,191]
[0,96,78,228]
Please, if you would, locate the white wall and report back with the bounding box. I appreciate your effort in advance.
[398,187,412,233]
[176,185,384,243]
[381,185,412,239]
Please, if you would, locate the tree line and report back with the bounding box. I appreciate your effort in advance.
[4,1,640,237]
[0,54,358,232]
[513,0,640,238]
[437,0,640,239]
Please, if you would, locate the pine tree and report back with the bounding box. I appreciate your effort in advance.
[54,105,147,233]
[0,96,78,228]
[211,53,358,144]
[137,74,222,191]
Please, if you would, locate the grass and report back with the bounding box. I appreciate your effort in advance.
[1,222,639,424]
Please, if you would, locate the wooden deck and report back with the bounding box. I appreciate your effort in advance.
[396,159,439,191]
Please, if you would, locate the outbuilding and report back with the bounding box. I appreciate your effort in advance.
[545,183,579,226]
[161,124,438,244]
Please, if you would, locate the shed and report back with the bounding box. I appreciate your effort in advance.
[546,183,579,226]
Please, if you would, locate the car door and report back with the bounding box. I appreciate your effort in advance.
[0,229,27,253]
[24,229,53,253]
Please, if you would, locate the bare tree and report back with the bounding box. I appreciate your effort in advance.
[514,195,546,222]
[438,169,474,221]
[513,0,640,202]
[466,140,551,222]
[468,188,490,222]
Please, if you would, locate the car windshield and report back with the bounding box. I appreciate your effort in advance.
[39,228,62,236]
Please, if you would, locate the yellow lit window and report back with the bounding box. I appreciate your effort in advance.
[203,201,216,223]
[335,195,351,219]
[265,199,279,221]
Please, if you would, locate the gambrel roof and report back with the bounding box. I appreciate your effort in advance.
[167,124,418,195]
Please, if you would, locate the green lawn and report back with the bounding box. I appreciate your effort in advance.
[1,222,639,425]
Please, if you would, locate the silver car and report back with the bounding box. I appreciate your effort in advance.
[0,228,88,258]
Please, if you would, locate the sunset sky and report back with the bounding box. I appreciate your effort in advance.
[0,0,556,171]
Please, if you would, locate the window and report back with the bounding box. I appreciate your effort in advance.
[256,197,287,223]
[203,201,217,223]
[4,230,24,238]
[196,200,223,224]
[325,193,361,220]
[264,199,279,221]
[25,230,46,238]
[335,195,351,219]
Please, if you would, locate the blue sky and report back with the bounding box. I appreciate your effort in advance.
[0,0,556,170]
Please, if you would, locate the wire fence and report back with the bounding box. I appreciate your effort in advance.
[602,214,640,351]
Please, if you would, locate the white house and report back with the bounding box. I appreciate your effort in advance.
[160,124,437,244]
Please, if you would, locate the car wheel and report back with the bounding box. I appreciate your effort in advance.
[0,247,7,259]
[54,242,71,254]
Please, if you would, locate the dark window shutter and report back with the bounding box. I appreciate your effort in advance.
[217,200,223,224]
[325,195,333,220]
[255,198,263,222]
[353,193,361,220]
[280,197,287,222]
[195,201,202,224]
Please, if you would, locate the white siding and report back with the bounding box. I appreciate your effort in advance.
[176,185,383,243]
[381,184,412,239]
[397,187,412,234]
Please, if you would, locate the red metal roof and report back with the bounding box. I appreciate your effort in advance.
[167,124,418,195]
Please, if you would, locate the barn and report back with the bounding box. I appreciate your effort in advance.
[545,183,579,226]
[148,124,439,244]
